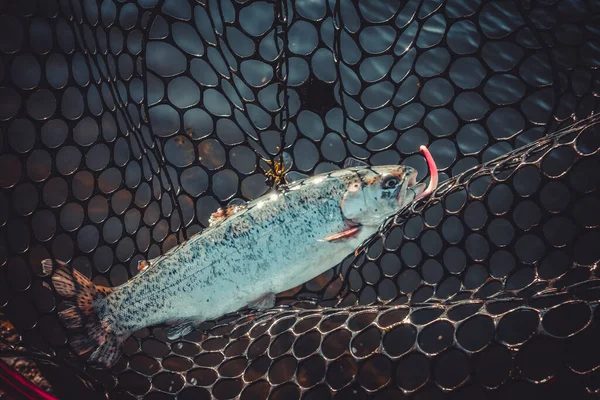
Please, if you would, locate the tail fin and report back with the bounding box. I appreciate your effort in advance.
[42,259,124,368]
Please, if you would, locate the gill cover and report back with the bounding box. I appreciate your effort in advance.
[340,169,377,224]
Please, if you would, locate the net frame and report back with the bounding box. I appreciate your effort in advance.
[0,0,599,398]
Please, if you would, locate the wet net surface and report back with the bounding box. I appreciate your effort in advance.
[0,0,599,398]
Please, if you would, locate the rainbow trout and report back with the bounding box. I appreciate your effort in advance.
[43,146,438,368]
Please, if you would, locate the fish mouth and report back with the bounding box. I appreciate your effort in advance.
[406,181,427,202]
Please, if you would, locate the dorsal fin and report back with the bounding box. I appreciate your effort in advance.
[137,260,150,272]
[343,157,369,169]
[208,203,247,226]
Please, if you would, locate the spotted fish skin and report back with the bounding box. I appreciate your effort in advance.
[46,164,424,367]
[110,185,351,330]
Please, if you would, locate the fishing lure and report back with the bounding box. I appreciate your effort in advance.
[43,146,438,368]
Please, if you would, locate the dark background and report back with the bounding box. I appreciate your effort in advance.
[0,0,599,398]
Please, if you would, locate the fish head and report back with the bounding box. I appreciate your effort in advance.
[340,165,426,227]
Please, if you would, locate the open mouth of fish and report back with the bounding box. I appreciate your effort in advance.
[402,145,439,203]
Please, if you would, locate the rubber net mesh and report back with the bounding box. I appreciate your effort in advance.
[1,0,600,399]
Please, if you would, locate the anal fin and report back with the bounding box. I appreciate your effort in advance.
[165,319,203,340]
[248,293,276,310]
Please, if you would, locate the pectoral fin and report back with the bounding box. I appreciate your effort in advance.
[319,226,361,242]
[248,292,276,310]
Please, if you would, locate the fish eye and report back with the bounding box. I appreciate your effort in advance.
[382,176,399,189]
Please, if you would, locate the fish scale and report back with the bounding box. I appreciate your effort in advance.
[45,157,433,367]
[107,179,354,333]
